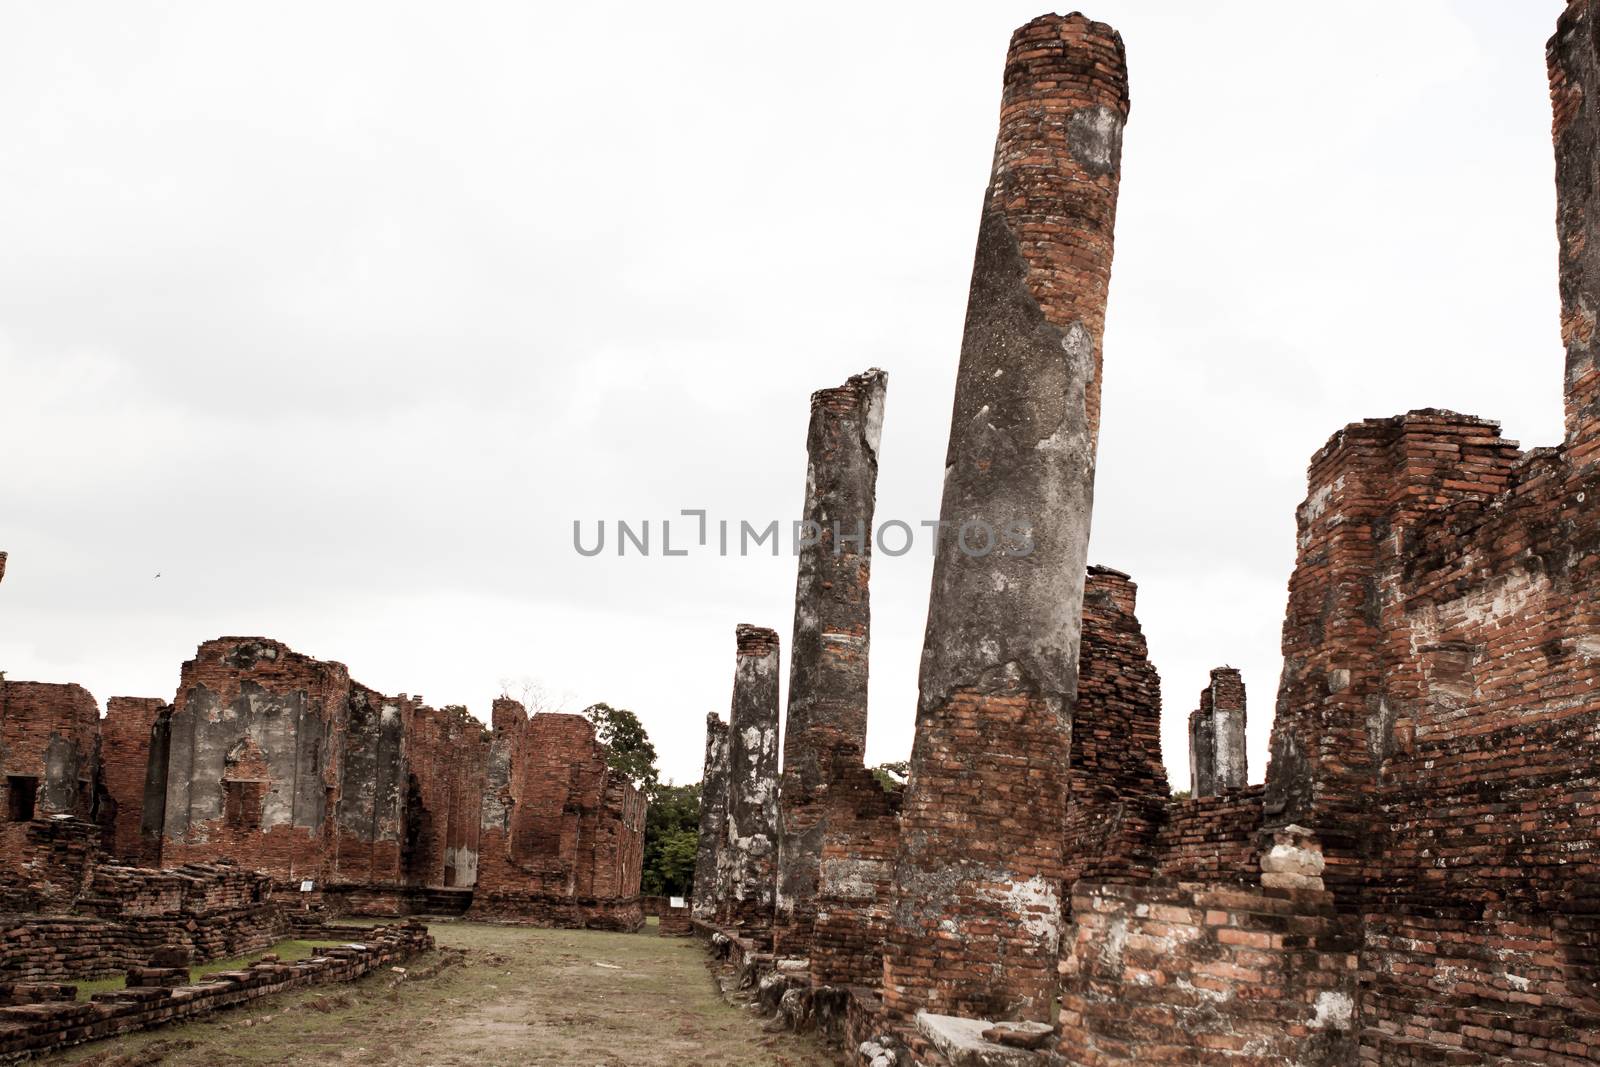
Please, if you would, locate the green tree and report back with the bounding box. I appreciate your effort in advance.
[641,781,701,898]
[582,702,659,796]
[871,760,909,793]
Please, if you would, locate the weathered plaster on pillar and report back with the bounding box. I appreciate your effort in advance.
[776,368,886,953]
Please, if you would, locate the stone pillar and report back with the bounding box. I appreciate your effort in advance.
[1189,667,1246,797]
[1551,0,1600,467]
[718,624,781,928]
[1188,702,1217,799]
[882,13,1129,1023]
[692,712,730,921]
[775,368,886,955]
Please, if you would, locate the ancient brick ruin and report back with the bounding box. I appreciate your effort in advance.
[692,4,1600,1065]
[775,368,885,957]
[0,626,646,1018]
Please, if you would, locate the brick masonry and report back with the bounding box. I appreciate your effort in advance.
[0,919,432,1063]
[470,705,645,930]
[100,697,170,867]
[882,12,1129,1025]
[1,681,100,827]
[1063,567,1170,891]
[3,631,644,929]
[775,368,886,958]
[810,747,901,988]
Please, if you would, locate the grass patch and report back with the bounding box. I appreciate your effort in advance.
[73,939,346,1000]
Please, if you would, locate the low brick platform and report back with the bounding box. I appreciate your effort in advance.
[0,920,433,1063]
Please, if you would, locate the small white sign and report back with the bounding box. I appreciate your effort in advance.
[669,896,685,909]
[299,880,314,892]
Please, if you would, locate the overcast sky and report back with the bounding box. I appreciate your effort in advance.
[0,2,1571,790]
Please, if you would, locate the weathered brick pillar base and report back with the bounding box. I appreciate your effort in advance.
[883,11,1129,1024]
[885,689,1068,1021]
[718,624,781,930]
[775,368,886,957]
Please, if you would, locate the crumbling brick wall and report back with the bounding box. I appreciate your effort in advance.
[1249,9,1600,1055]
[810,749,901,988]
[0,862,286,984]
[1058,880,1359,1065]
[1260,405,1600,1057]
[471,707,645,929]
[0,818,100,914]
[396,702,486,889]
[156,638,350,883]
[1150,787,1265,887]
[0,682,100,827]
[1063,567,1170,891]
[100,697,169,866]
[332,684,407,887]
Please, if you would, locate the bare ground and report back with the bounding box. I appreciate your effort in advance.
[43,922,835,1067]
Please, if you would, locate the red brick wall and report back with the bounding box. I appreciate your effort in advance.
[0,681,100,828]
[471,710,644,926]
[1151,787,1265,887]
[100,698,168,864]
[157,638,350,884]
[810,749,901,987]
[1263,412,1525,897]
[1064,567,1170,890]
[398,702,486,888]
[1059,881,1359,1065]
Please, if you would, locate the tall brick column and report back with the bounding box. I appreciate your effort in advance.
[775,368,886,956]
[1189,668,1246,797]
[882,13,1129,1023]
[718,624,781,929]
[1551,0,1600,469]
[692,712,730,920]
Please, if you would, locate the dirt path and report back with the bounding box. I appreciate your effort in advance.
[45,923,834,1067]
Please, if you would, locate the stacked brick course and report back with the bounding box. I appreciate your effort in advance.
[1,863,283,984]
[776,368,886,958]
[1063,567,1169,891]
